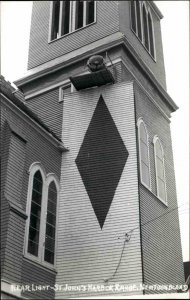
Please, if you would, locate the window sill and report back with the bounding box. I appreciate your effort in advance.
[23,254,57,274]
[131,27,156,63]
[140,183,168,207]
[48,21,97,44]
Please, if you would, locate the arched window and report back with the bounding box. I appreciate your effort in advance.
[25,163,59,268]
[27,170,43,257]
[153,137,167,204]
[44,181,58,265]
[136,1,142,41]
[142,4,149,51]
[137,119,151,189]
[148,11,155,58]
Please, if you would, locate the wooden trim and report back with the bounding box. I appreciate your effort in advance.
[14,32,178,112]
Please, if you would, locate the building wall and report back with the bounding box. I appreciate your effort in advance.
[1,98,62,299]
[25,88,63,139]
[134,84,185,292]
[27,1,166,90]
[118,1,166,89]
[28,1,120,69]
[24,61,123,139]
[56,82,143,298]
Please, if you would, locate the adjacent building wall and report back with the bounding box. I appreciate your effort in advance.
[1,94,62,299]
[134,83,185,292]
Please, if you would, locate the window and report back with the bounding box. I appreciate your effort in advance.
[153,136,167,204]
[130,0,142,41]
[44,181,57,265]
[50,1,72,40]
[131,1,155,59]
[142,4,149,51]
[136,1,142,41]
[27,170,43,257]
[59,84,72,102]
[25,163,59,267]
[130,0,136,34]
[50,1,96,41]
[148,11,155,58]
[137,119,151,189]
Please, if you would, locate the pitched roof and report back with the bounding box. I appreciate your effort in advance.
[0,75,62,143]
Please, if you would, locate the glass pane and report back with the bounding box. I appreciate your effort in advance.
[47,199,56,215]
[156,140,163,159]
[86,0,95,25]
[51,1,60,40]
[61,1,70,35]
[28,240,38,256]
[47,212,56,226]
[140,141,149,164]
[45,236,55,252]
[31,201,41,218]
[143,6,149,50]
[157,157,164,180]
[44,249,54,264]
[29,227,39,243]
[75,1,84,29]
[48,188,57,203]
[136,1,142,40]
[140,123,147,142]
[32,189,42,205]
[33,173,42,193]
[131,1,136,33]
[141,161,150,187]
[46,223,56,239]
[158,178,166,201]
[30,214,40,231]
[148,12,155,57]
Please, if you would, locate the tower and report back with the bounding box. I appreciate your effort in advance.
[3,1,184,298]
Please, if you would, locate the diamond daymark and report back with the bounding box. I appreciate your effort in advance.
[75,95,128,229]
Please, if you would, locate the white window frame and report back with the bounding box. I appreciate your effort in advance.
[24,162,60,270]
[147,8,156,60]
[153,136,168,206]
[42,174,60,269]
[130,1,156,61]
[59,82,72,102]
[49,1,72,41]
[130,0,137,36]
[137,118,151,190]
[49,1,97,42]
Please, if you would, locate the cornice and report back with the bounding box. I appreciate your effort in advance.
[14,32,177,113]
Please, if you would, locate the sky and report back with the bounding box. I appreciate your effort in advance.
[1,1,189,262]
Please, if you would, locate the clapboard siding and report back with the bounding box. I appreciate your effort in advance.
[26,89,63,139]
[120,50,171,117]
[24,62,123,140]
[56,81,143,298]
[1,92,61,299]
[28,1,120,69]
[118,1,166,89]
[134,84,185,292]
[2,211,25,284]
[21,259,56,299]
[5,133,26,208]
[1,118,12,275]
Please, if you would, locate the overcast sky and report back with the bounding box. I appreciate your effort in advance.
[1,1,189,262]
